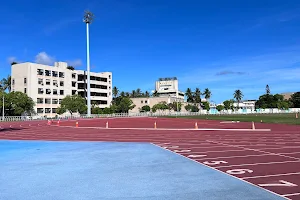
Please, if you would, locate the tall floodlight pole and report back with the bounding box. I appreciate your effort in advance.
[176,90,179,112]
[2,95,4,121]
[83,10,94,117]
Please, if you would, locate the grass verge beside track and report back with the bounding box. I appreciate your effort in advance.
[165,113,300,125]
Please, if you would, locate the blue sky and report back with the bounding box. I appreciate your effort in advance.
[1,0,300,103]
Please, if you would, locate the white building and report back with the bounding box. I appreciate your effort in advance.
[155,77,184,100]
[11,62,112,117]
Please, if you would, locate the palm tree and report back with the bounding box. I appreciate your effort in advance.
[185,88,193,103]
[112,86,119,98]
[145,91,150,97]
[120,91,125,97]
[1,75,11,92]
[125,92,130,97]
[194,88,201,104]
[203,88,212,102]
[266,84,270,95]
[136,88,142,97]
[233,89,243,110]
[131,90,137,98]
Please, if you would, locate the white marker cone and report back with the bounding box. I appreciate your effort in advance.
[252,121,255,130]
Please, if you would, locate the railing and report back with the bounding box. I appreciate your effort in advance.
[1,109,300,122]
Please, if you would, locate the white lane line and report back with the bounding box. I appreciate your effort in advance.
[284,152,300,155]
[179,149,250,154]
[194,154,272,160]
[282,193,300,197]
[151,143,290,200]
[215,160,300,169]
[206,140,300,160]
[242,172,300,180]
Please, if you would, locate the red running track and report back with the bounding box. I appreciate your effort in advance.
[1,117,300,199]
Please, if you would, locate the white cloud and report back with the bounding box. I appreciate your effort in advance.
[67,59,82,67]
[7,56,17,63]
[35,52,55,65]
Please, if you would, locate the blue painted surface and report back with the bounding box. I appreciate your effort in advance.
[0,140,284,200]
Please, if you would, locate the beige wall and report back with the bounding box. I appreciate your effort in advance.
[130,96,189,113]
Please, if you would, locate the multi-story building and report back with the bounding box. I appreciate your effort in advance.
[155,77,184,100]
[11,62,112,117]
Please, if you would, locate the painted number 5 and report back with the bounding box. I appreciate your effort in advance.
[226,169,253,175]
[203,161,228,166]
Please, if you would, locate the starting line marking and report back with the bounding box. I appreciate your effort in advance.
[215,160,300,168]
[242,172,300,179]
[188,154,207,158]
[283,193,300,197]
[258,180,297,187]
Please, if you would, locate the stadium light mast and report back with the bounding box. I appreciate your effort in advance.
[2,95,4,121]
[83,10,94,117]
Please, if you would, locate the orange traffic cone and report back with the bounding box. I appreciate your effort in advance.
[195,122,198,129]
[57,120,60,126]
[76,121,78,127]
[106,121,109,128]
[154,121,157,129]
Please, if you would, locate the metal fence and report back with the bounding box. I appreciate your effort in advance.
[1,109,299,122]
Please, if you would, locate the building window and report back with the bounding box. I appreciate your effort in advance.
[24,78,27,84]
[72,81,76,87]
[60,81,64,86]
[53,89,58,95]
[52,71,58,77]
[37,69,44,75]
[38,88,43,94]
[24,88,27,93]
[38,78,43,85]
[53,80,58,87]
[60,90,64,95]
[12,79,15,85]
[72,90,76,95]
[52,99,58,104]
[100,77,108,82]
[59,99,62,104]
[52,108,57,113]
[100,100,107,105]
[45,98,51,104]
[46,89,51,94]
[45,70,51,76]
[145,100,148,104]
[37,108,43,113]
[78,75,85,81]
[72,73,76,79]
[37,98,43,104]
[109,75,111,79]
[46,79,50,85]
[45,108,51,113]
[59,72,64,78]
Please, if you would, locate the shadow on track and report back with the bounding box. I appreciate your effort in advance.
[0,127,26,132]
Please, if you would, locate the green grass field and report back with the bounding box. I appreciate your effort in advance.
[167,113,300,125]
